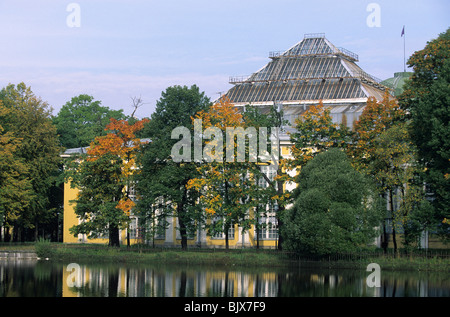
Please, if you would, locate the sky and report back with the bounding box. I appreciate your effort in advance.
[0,0,448,118]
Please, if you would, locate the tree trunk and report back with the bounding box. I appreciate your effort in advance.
[276,178,284,250]
[381,220,389,254]
[108,271,119,297]
[179,219,188,250]
[256,205,260,249]
[223,217,231,250]
[225,230,229,250]
[177,186,188,250]
[389,190,397,254]
[179,271,187,297]
[4,226,11,243]
[34,221,39,241]
[109,224,120,247]
[392,227,398,254]
[127,226,130,249]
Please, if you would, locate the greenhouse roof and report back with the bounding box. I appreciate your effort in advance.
[224,33,389,106]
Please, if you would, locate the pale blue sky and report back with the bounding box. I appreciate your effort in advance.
[0,0,448,117]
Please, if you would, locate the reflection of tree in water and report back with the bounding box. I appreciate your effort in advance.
[4,261,448,297]
[0,261,63,297]
[277,268,372,297]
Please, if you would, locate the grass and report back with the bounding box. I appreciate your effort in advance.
[2,242,449,271]
[50,244,288,267]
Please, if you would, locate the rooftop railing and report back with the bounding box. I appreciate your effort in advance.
[269,46,358,61]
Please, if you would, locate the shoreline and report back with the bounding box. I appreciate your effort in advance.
[1,242,449,272]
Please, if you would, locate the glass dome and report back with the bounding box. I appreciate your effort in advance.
[380,72,413,96]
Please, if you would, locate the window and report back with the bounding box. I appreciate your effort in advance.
[257,204,279,240]
[258,216,278,240]
[211,217,235,240]
[258,165,277,188]
[129,217,138,239]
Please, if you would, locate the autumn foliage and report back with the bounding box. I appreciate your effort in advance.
[87,118,149,215]
[290,100,351,167]
[350,92,405,170]
[187,97,247,216]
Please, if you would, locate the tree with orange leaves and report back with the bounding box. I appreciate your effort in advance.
[187,96,254,248]
[67,118,148,247]
[349,93,405,171]
[290,100,352,168]
[187,97,292,249]
[349,92,412,253]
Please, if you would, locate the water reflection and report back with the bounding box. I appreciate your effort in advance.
[62,264,282,297]
[1,260,449,297]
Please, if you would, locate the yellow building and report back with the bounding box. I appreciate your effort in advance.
[62,33,390,248]
[61,144,295,248]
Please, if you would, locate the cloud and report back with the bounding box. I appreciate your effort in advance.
[0,69,231,117]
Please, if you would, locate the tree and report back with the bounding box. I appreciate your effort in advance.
[187,96,255,249]
[242,104,292,249]
[67,118,148,247]
[52,94,127,149]
[399,28,450,242]
[290,101,352,167]
[282,148,383,256]
[0,83,62,241]
[0,105,33,241]
[349,93,405,252]
[136,85,210,249]
[370,122,431,250]
[350,93,405,171]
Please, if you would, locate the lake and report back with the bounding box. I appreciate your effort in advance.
[0,259,449,297]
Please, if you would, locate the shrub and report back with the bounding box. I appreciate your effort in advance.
[282,149,384,256]
[34,238,55,258]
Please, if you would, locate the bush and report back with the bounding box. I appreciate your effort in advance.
[34,238,55,258]
[282,149,384,256]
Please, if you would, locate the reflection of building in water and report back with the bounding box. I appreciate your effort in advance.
[62,264,279,297]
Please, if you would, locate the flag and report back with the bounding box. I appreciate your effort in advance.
[401,26,405,37]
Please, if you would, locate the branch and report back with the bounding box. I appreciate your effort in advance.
[130,96,149,118]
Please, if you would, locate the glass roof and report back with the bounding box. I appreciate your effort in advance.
[225,34,389,105]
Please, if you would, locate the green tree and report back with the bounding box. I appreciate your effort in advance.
[399,28,450,241]
[52,94,127,149]
[242,104,292,249]
[0,105,33,240]
[282,148,383,256]
[136,85,210,249]
[0,83,62,241]
[68,153,127,246]
[370,122,431,250]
